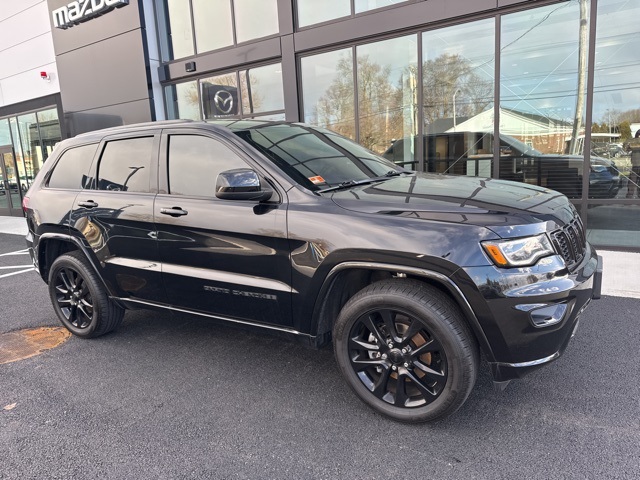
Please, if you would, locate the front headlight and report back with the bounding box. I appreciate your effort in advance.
[482,234,555,267]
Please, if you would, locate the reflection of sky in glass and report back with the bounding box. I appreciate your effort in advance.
[0,119,10,145]
[192,0,233,53]
[241,64,284,114]
[166,0,194,59]
[234,0,279,43]
[301,48,353,123]
[297,0,350,27]
[593,0,640,123]
[355,0,406,14]
[423,19,495,82]
[501,1,585,123]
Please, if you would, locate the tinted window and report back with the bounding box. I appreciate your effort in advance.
[232,124,400,189]
[168,135,248,197]
[97,137,153,193]
[48,144,98,189]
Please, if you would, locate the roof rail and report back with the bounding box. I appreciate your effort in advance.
[76,119,196,137]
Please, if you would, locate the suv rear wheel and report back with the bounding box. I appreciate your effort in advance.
[333,279,479,422]
[48,251,124,338]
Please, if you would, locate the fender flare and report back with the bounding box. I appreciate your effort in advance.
[313,261,495,362]
[37,232,118,299]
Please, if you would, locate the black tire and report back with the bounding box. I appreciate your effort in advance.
[48,251,124,338]
[333,279,479,423]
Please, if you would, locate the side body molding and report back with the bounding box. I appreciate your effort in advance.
[313,261,495,362]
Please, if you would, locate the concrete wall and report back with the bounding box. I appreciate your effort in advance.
[0,0,60,109]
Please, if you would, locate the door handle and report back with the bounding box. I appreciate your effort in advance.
[160,207,188,217]
[78,200,98,209]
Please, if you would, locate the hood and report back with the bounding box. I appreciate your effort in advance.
[329,173,576,237]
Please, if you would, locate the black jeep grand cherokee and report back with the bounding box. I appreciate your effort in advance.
[24,120,602,423]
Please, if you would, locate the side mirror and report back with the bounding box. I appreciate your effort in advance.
[215,168,273,202]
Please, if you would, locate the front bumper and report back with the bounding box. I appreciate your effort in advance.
[454,246,602,382]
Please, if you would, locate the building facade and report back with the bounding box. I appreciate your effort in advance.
[0,0,638,251]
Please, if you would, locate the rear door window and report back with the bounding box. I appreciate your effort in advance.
[97,137,154,193]
[47,144,98,189]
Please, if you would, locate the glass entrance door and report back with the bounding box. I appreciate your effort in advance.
[0,146,23,217]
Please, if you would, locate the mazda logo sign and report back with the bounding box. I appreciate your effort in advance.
[214,90,234,115]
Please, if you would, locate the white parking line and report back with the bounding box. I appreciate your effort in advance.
[0,265,35,270]
[0,249,29,257]
[0,268,35,279]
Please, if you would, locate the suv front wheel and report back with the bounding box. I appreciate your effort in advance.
[48,251,124,338]
[333,279,479,423]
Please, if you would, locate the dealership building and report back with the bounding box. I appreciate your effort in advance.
[1,0,639,252]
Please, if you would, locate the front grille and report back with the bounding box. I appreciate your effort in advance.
[551,216,587,269]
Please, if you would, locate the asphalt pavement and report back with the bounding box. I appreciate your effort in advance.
[1,232,639,479]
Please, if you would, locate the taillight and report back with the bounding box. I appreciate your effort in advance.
[22,196,30,214]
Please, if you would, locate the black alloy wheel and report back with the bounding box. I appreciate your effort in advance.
[348,308,448,408]
[48,251,124,338]
[54,267,94,329]
[334,279,479,423]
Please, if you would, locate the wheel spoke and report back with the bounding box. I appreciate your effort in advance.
[69,305,78,325]
[412,361,445,380]
[379,309,400,343]
[362,315,387,346]
[399,319,423,346]
[405,370,439,399]
[59,270,74,291]
[55,285,69,295]
[349,337,380,352]
[394,373,409,407]
[371,366,392,399]
[352,357,386,371]
[57,298,72,307]
[78,304,92,323]
[409,338,439,359]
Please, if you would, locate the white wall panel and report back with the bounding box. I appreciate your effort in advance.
[0,2,50,51]
[0,34,56,81]
[0,0,41,22]
[0,63,59,106]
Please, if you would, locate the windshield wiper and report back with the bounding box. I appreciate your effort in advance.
[317,171,406,194]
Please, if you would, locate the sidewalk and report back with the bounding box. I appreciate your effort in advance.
[1,216,638,298]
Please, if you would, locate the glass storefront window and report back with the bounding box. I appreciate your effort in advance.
[36,108,62,162]
[165,81,201,120]
[587,205,640,249]
[500,1,590,199]
[0,119,10,145]
[192,0,233,53]
[417,19,495,175]
[17,113,44,181]
[301,48,355,139]
[240,64,284,115]
[357,35,418,165]
[200,73,239,118]
[165,0,195,59]
[234,0,279,44]
[354,0,406,14]
[297,0,350,27]
[592,0,640,202]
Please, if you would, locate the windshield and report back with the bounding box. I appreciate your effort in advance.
[230,123,404,191]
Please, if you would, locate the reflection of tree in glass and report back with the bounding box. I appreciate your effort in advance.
[422,53,492,126]
[315,57,356,140]
[239,71,264,115]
